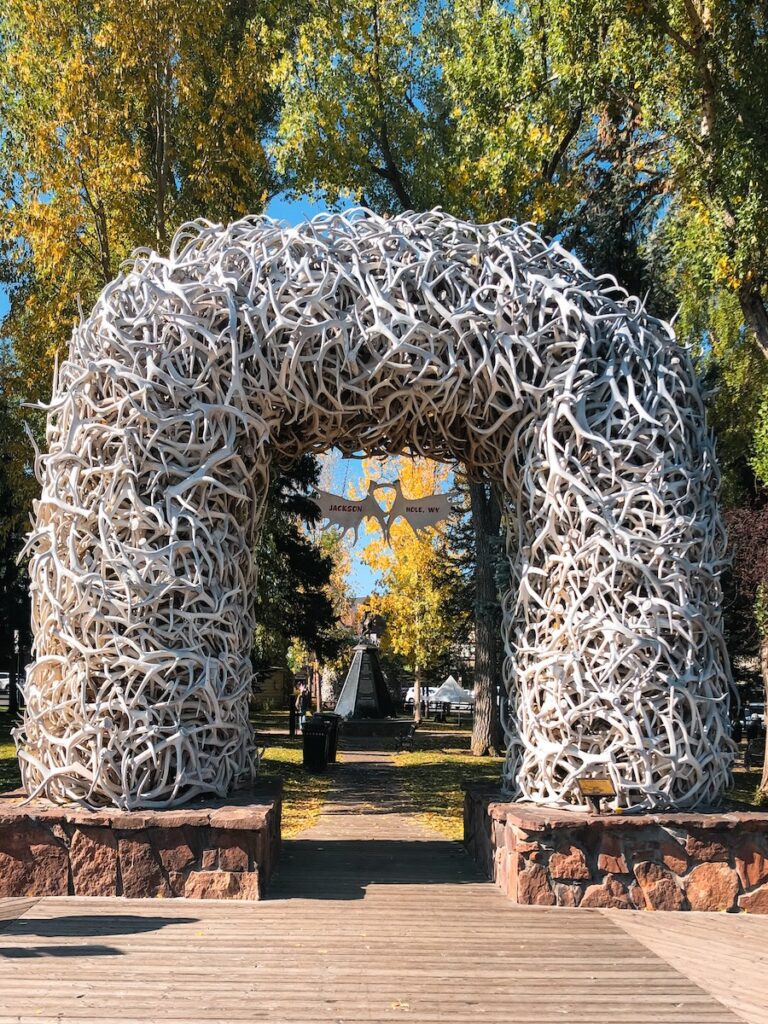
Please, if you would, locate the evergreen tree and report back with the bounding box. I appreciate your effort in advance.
[251,456,345,672]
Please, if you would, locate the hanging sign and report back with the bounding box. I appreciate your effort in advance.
[313,488,388,542]
[313,479,457,541]
[386,481,457,539]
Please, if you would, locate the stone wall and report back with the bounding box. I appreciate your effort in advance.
[465,787,768,913]
[0,782,281,900]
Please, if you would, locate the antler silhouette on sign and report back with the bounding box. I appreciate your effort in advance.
[383,479,457,542]
[313,479,456,542]
[313,487,389,542]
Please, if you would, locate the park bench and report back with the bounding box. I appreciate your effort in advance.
[396,723,418,752]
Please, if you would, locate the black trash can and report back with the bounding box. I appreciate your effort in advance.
[303,715,331,772]
[314,712,341,763]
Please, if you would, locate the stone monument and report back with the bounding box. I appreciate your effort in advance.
[334,642,396,720]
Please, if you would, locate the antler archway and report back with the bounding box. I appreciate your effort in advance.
[18,209,734,809]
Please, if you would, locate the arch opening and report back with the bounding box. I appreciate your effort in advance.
[17,209,734,810]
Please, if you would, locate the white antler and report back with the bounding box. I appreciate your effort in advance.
[16,208,734,810]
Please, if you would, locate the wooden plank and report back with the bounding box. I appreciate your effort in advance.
[0,898,39,924]
[610,910,768,1024]
[0,750,756,1024]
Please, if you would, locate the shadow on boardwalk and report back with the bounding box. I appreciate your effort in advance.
[270,837,481,900]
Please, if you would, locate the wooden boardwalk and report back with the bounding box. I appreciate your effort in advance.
[1,748,767,1024]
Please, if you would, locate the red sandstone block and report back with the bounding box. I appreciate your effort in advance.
[108,811,155,830]
[70,827,118,897]
[208,807,268,830]
[514,826,544,855]
[62,809,113,827]
[553,882,581,907]
[580,873,632,910]
[150,828,197,874]
[495,847,508,892]
[684,831,731,863]
[633,861,686,911]
[506,850,521,899]
[493,820,505,849]
[738,882,768,913]
[150,810,215,828]
[597,833,628,875]
[118,832,170,898]
[0,823,69,897]
[628,881,645,909]
[659,834,689,875]
[549,841,590,880]
[733,836,768,891]
[685,862,739,912]
[503,823,517,851]
[516,862,556,906]
[184,869,260,900]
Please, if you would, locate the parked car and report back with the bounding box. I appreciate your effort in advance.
[404,686,439,706]
[741,700,765,733]
[0,673,9,709]
[745,701,766,725]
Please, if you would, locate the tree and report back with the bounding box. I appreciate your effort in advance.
[0,352,37,714]
[274,2,545,745]
[274,0,602,223]
[0,0,337,701]
[434,473,475,671]
[251,456,346,672]
[0,0,295,404]
[272,0,768,767]
[355,456,462,721]
[535,0,768,364]
[435,473,506,755]
[724,505,768,796]
[469,482,503,756]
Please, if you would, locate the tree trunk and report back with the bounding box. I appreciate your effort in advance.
[8,664,18,718]
[470,482,503,756]
[413,663,422,725]
[739,283,768,365]
[761,633,768,795]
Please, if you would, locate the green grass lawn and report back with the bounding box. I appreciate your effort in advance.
[4,706,765,833]
[394,728,504,841]
[0,711,330,835]
[726,764,767,809]
[395,728,768,840]
[0,713,21,793]
[252,711,333,836]
[257,740,331,836]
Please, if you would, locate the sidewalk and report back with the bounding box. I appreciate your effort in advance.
[0,745,766,1023]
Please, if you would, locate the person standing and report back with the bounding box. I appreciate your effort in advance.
[296,683,311,732]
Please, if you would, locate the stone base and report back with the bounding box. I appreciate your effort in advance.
[0,782,281,900]
[464,787,768,913]
[340,717,414,738]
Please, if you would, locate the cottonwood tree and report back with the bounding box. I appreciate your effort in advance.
[0,0,296,400]
[272,0,604,753]
[724,506,768,797]
[0,0,334,686]
[273,0,768,766]
[356,457,460,722]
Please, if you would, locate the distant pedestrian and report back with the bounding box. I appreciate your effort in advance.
[744,713,766,770]
[296,683,311,731]
[732,715,743,744]
[746,713,762,742]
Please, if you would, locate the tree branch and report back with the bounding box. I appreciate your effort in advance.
[370,0,413,210]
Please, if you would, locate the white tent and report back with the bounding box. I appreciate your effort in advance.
[431,676,475,705]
